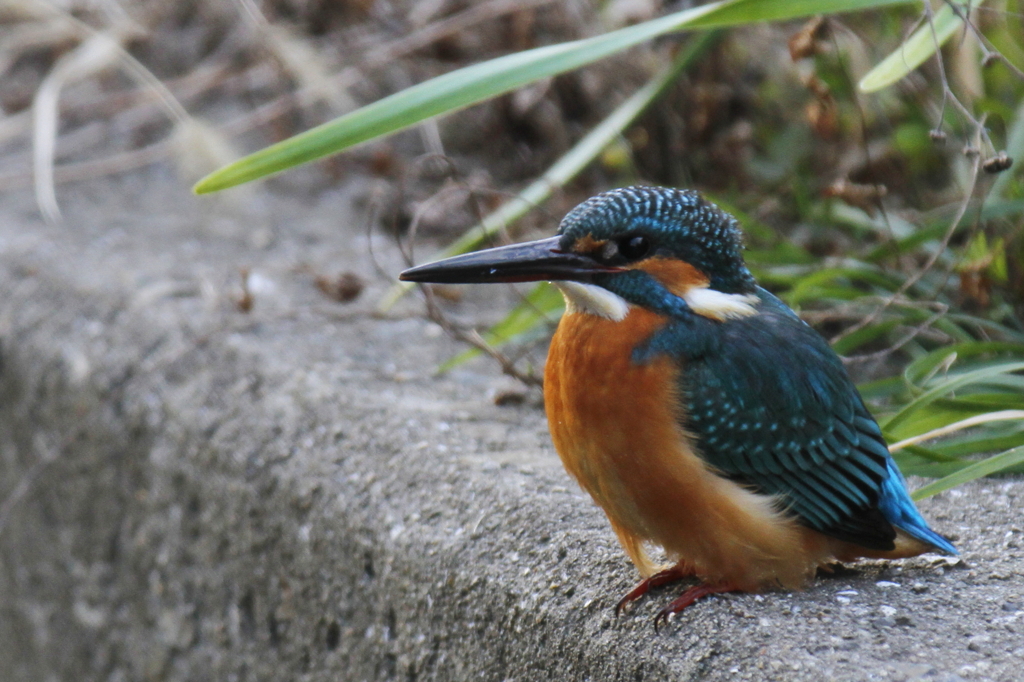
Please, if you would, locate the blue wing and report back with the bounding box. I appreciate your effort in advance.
[636,288,954,553]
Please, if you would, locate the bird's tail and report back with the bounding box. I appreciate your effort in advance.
[878,459,958,555]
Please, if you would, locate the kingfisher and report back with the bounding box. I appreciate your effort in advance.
[400,186,955,626]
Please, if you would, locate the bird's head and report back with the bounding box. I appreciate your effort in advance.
[400,186,758,321]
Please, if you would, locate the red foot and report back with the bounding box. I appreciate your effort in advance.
[615,565,694,616]
[653,583,737,632]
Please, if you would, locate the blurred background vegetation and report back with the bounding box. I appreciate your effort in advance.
[2,0,1023,494]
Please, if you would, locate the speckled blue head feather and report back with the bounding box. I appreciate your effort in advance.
[557,186,757,294]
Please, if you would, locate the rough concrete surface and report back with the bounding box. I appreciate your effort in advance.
[1,169,1023,682]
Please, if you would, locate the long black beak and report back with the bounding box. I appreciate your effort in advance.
[399,236,622,284]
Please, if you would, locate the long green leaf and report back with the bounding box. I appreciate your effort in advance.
[912,445,1024,500]
[859,2,964,93]
[195,0,911,193]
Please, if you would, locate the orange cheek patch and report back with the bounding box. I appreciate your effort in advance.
[572,234,608,254]
[631,257,708,297]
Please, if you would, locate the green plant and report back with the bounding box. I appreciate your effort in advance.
[193,0,916,194]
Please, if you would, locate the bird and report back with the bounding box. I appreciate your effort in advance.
[400,186,955,627]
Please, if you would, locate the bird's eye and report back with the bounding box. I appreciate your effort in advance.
[618,235,651,261]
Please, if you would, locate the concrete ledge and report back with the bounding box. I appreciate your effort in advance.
[2,173,1023,681]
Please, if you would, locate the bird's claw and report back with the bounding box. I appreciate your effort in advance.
[652,583,736,632]
[615,565,694,616]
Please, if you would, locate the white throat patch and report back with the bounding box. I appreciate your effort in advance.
[555,282,629,321]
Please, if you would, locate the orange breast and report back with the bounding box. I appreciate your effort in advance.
[544,307,684,572]
[544,307,677,509]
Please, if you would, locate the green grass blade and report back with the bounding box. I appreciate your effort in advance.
[903,342,1024,388]
[195,0,911,193]
[933,429,1024,459]
[832,319,900,355]
[888,409,1024,451]
[885,401,1006,442]
[680,0,910,26]
[911,445,1024,500]
[859,2,962,93]
[858,375,906,402]
[892,443,970,478]
[883,360,1024,433]
[896,396,1024,433]
[895,443,965,464]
